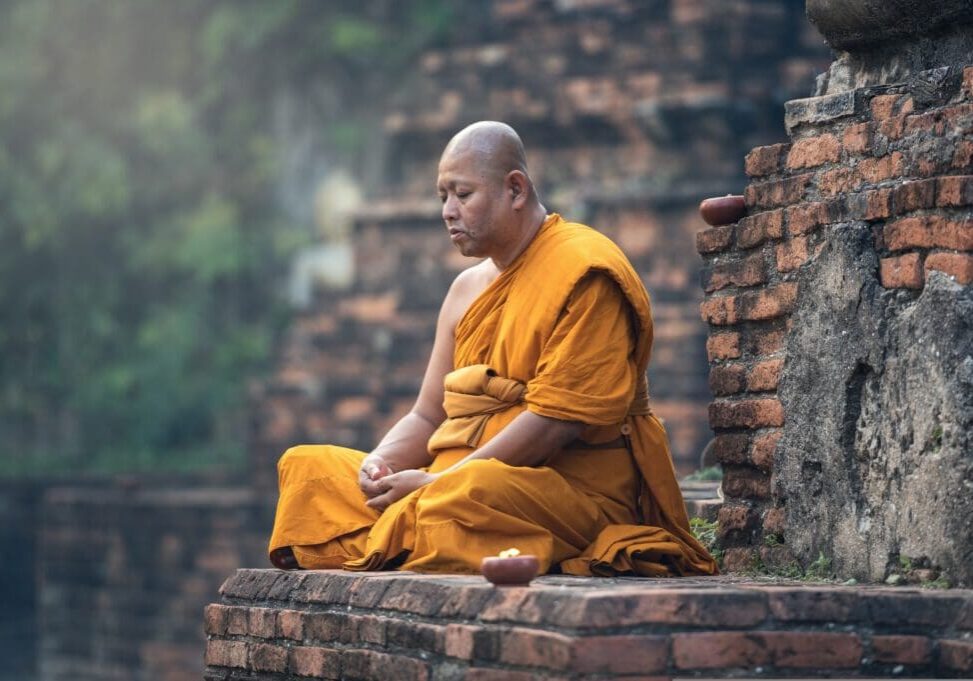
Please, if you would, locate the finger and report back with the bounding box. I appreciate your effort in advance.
[365,492,392,511]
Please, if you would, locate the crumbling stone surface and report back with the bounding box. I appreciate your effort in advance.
[777,226,973,585]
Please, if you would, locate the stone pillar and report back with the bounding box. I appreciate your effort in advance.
[700,1,973,584]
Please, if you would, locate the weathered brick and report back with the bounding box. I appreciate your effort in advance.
[738,282,798,321]
[818,166,861,196]
[346,649,428,681]
[963,66,973,97]
[444,623,478,660]
[356,614,387,646]
[785,201,834,235]
[713,433,749,465]
[787,134,841,169]
[776,235,811,272]
[304,612,354,644]
[880,253,924,289]
[870,94,914,121]
[737,209,784,248]
[745,325,786,356]
[697,224,735,254]
[250,643,288,673]
[940,639,973,673]
[718,503,753,534]
[745,173,814,210]
[745,143,790,177]
[936,175,973,206]
[709,364,746,396]
[703,251,767,292]
[863,188,894,220]
[926,252,973,284]
[767,587,860,622]
[672,631,770,669]
[386,619,445,653]
[842,122,871,154]
[762,506,786,534]
[706,332,741,361]
[278,609,305,641]
[290,646,341,679]
[499,628,572,669]
[721,547,758,572]
[750,430,782,471]
[466,670,563,681]
[204,604,229,636]
[575,588,768,628]
[747,358,783,392]
[871,635,931,665]
[891,178,937,213]
[248,607,277,639]
[709,398,784,429]
[858,152,906,184]
[764,631,862,668]
[204,640,248,669]
[722,465,772,499]
[877,114,909,139]
[226,607,249,636]
[571,635,668,674]
[953,140,973,170]
[700,295,735,325]
[884,215,973,250]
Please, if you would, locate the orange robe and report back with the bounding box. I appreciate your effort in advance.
[269,214,717,576]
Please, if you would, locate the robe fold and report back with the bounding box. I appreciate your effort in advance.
[268,213,718,576]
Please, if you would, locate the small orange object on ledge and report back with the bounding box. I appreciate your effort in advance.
[481,548,540,587]
[699,194,746,226]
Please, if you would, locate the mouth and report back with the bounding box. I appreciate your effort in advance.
[448,228,467,242]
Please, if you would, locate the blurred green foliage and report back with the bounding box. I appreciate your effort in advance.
[0,0,453,477]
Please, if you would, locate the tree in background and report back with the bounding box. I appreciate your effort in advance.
[0,0,454,476]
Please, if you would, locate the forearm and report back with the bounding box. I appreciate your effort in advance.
[371,410,438,471]
[441,410,583,473]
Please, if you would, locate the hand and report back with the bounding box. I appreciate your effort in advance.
[365,470,439,512]
[358,454,394,499]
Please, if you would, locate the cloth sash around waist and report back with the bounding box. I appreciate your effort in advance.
[426,364,650,454]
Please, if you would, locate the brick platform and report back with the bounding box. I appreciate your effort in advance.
[204,570,973,679]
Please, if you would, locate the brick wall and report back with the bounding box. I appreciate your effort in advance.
[250,0,831,488]
[700,67,973,576]
[203,569,973,679]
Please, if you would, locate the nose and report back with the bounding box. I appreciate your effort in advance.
[442,194,459,223]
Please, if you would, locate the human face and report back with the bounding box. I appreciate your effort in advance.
[436,150,510,259]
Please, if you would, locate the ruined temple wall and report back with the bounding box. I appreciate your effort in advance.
[702,63,973,582]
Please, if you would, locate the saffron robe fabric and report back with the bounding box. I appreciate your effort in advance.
[268,214,718,576]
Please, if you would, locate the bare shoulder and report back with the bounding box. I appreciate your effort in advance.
[441,260,499,328]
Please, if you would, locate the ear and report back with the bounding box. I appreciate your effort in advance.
[506,170,530,210]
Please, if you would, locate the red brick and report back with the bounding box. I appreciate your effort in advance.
[466,670,562,681]
[709,398,784,429]
[673,631,770,669]
[877,114,909,140]
[891,178,937,213]
[721,547,758,572]
[926,252,973,284]
[953,140,973,170]
[763,631,862,668]
[880,253,924,289]
[722,465,772,499]
[750,431,782,471]
[776,236,811,272]
[356,614,388,646]
[250,643,288,673]
[785,201,833,235]
[499,628,572,669]
[706,332,741,361]
[842,122,871,154]
[713,433,749,465]
[386,619,444,653]
[709,364,746,396]
[870,94,914,121]
[304,612,354,644]
[278,609,304,641]
[248,607,277,639]
[704,251,767,292]
[745,173,814,210]
[738,282,798,321]
[575,588,768,628]
[745,143,790,177]
[346,650,428,681]
[571,635,668,674]
[737,209,784,248]
[858,152,907,184]
[905,109,948,136]
[763,506,786,534]
[204,604,229,636]
[871,635,931,665]
[696,224,735,254]
[936,175,973,206]
[940,639,973,673]
[444,623,478,660]
[863,188,894,220]
[290,646,341,679]
[818,166,861,196]
[700,295,736,325]
[767,587,859,622]
[787,134,841,169]
[747,358,783,392]
[745,326,786,356]
[204,640,248,669]
[963,66,973,97]
[884,215,973,251]
[226,606,248,636]
[718,503,753,533]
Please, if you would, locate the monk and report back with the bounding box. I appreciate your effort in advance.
[268,121,717,577]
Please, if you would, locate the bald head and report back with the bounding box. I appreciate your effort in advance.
[441,121,530,182]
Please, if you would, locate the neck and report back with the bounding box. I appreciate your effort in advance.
[491,204,548,270]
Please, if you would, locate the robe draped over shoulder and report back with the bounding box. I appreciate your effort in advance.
[268,213,717,576]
